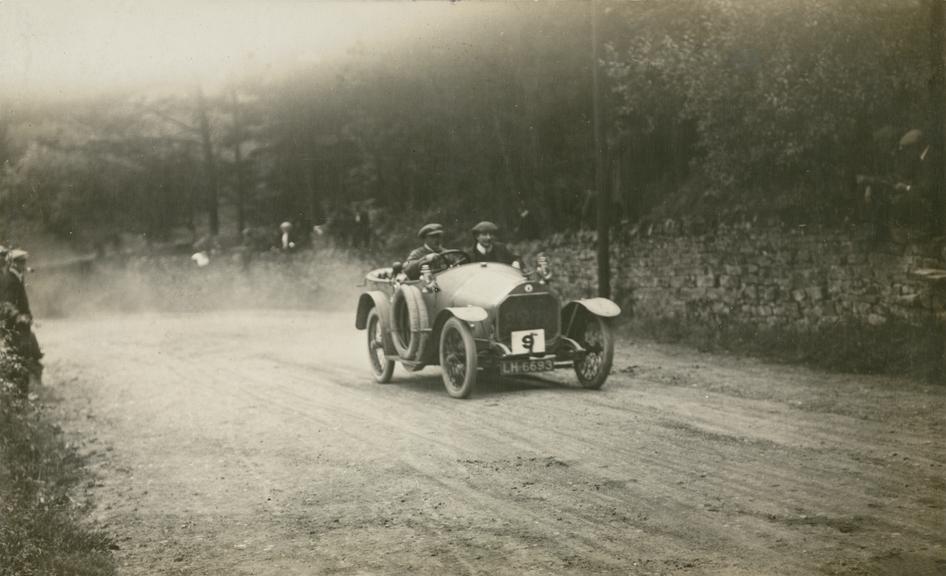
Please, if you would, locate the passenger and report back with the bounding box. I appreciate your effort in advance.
[467,221,520,268]
[403,223,450,279]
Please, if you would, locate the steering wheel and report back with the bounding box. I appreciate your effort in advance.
[428,249,470,272]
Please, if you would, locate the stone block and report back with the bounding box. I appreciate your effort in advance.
[805,286,824,302]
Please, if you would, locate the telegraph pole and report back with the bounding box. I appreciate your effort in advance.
[929,0,945,235]
[592,0,611,298]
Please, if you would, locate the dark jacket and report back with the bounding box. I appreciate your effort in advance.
[0,268,41,360]
[403,244,445,279]
[467,242,518,266]
[0,269,31,320]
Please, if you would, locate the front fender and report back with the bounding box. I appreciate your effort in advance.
[432,306,488,335]
[429,306,489,360]
[443,305,489,324]
[563,297,621,319]
[562,297,621,336]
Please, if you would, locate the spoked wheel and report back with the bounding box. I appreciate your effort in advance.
[366,308,395,383]
[573,313,614,389]
[439,317,477,398]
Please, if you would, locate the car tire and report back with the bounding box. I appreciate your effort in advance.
[439,317,477,399]
[573,313,614,389]
[391,284,429,361]
[366,308,395,383]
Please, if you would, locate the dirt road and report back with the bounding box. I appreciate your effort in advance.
[43,311,944,575]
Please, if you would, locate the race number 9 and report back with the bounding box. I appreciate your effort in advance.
[511,329,546,355]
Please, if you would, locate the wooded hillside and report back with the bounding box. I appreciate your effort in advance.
[0,0,935,251]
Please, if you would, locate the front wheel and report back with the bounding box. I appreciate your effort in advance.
[366,308,395,383]
[439,317,477,398]
[573,314,614,389]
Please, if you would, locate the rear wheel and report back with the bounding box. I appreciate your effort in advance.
[366,308,395,383]
[439,317,477,398]
[573,314,614,389]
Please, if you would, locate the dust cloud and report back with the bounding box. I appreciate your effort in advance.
[27,249,384,319]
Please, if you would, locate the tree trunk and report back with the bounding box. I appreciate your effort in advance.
[490,102,515,224]
[230,90,246,235]
[196,87,219,237]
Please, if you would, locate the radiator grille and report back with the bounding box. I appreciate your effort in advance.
[497,293,560,344]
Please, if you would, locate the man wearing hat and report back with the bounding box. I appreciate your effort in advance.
[886,128,937,237]
[403,223,451,279]
[276,221,299,252]
[0,249,43,364]
[468,221,520,268]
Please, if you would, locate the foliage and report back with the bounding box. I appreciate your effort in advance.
[0,1,937,243]
[605,0,928,218]
[0,343,116,575]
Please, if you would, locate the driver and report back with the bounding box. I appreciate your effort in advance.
[403,223,452,279]
[468,221,520,268]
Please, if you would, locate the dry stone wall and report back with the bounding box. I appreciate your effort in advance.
[521,224,943,331]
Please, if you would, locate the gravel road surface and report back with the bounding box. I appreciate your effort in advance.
[43,311,945,575]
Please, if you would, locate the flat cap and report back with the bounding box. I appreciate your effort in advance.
[417,223,444,238]
[471,221,499,234]
[8,249,28,261]
[899,129,925,149]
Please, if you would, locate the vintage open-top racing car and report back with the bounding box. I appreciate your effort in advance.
[355,250,620,398]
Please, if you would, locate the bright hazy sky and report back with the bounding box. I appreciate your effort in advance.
[0,0,470,100]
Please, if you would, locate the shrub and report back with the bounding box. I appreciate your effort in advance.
[0,342,116,576]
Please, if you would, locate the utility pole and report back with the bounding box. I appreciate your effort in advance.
[592,0,610,298]
[929,0,945,235]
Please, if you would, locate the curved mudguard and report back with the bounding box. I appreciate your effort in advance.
[443,306,489,323]
[561,297,621,336]
[422,306,489,364]
[431,305,488,337]
[355,291,396,354]
[563,297,621,318]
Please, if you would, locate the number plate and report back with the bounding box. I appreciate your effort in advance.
[500,358,554,376]
[510,329,546,355]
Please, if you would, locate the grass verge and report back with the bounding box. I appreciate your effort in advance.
[628,315,944,383]
[0,348,116,576]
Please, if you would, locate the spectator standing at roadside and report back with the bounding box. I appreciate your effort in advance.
[354,208,371,248]
[277,221,299,252]
[893,129,935,235]
[0,249,43,369]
